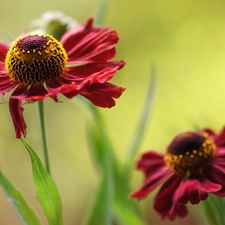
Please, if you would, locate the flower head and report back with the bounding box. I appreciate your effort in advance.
[130,127,225,220]
[0,18,125,138]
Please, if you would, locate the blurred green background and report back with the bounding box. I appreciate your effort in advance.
[1,0,225,224]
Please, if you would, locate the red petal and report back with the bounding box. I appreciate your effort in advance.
[10,81,82,103]
[65,61,125,84]
[154,174,185,220]
[61,18,119,62]
[173,178,221,205]
[166,204,188,221]
[9,89,27,138]
[10,84,48,102]
[136,151,166,176]
[214,127,225,147]
[79,82,125,108]
[0,40,9,62]
[47,79,81,101]
[0,67,17,95]
[0,80,17,95]
[130,166,171,199]
[206,166,225,196]
[201,128,216,137]
[60,18,94,51]
[215,147,225,159]
[130,151,171,199]
[201,127,225,147]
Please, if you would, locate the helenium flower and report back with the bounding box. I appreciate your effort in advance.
[0,18,125,138]
[131,127,225,220]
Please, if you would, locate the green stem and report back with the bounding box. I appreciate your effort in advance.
[95,0,107,25]
[37,100,51,174]
[219,198,225,225]
[122,67,157,176]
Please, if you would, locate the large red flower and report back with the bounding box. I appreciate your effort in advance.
[0,18,125,138]
[130,127,225,220]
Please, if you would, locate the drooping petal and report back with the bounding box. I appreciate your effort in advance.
[61,18,119,63]
[166,204,188,221]
[173,177,221,205]
[79,82,125,108]
[206,166,225,196]
[130,151,172,199]
[130,167,171,199]
[9,87,27,138]
[153,174,186,220]
[10,81,82,103]
[0,40,9,62]
[10,84,48,101]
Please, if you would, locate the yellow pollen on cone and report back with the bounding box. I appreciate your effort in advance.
[164,137,216,175]
[5,34,68,85]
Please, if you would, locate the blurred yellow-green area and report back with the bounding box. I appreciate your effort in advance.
[1,0,225,224]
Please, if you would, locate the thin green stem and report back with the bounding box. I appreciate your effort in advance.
[122,66,157,176]
[95,0,107,25]
[219,198,225,225]
[37,100,51,174]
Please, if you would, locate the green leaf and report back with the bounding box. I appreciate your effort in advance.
[126,67,157,171]
[203,194,225,225]
[0,171,42,225]
[85,106,145,225]
[113,165,145,225]
[85,120,114,225]
[95,0,107,25]
[85,175,112,225]
[21,139,63,225]
[112,67,157,225]
[202,195,220,225]
[114,199,144,225]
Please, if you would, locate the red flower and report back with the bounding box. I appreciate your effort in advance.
[0,18,125,138]
[130,127,225,220]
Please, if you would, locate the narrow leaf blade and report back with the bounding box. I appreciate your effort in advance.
[127,67,157,162]
[85,105,145,225]
[21,139,63,225]
[0,171,42,225]
[85,175,112,225]
[114,164,145,225]
[85,121,114,225]
[114,199,145,225]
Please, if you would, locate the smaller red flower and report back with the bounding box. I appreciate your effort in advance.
[130,127,225,220]
[0,18,125,138]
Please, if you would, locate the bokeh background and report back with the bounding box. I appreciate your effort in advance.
[1,0,225,224]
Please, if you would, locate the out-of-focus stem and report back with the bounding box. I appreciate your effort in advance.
[37,100,51,174]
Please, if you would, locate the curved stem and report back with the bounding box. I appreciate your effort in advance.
[37,100,51,174]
